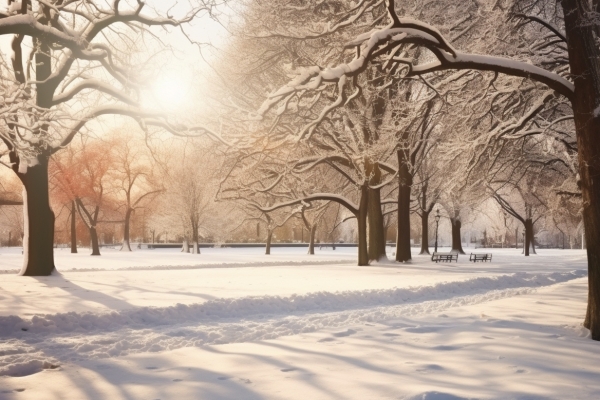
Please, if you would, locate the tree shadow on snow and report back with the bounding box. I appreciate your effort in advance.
[32,273,134,312]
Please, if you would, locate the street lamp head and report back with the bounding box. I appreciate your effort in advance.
[435,209,441,222]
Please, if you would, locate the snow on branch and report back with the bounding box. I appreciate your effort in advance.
[258,7,574,121]
[51,79,138,106]
[259,193,359,215]
[56,106,233,152]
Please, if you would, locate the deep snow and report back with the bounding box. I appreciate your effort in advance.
[0,247,598,399]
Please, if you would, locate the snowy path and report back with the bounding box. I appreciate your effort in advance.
[0,270,588,380]
[0,248,598,399]
[1,277,598,399]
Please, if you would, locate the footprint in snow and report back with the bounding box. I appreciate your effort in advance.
[217,376,229,380]
[145,367,158,370]
[411,391,471,400]
[172,379,183,382]
[416,364,444,373]
[481,335,495,339]
[404,326,444,333]
[14,389,26,392]
[333,329,357,337]
[432,345,461,351]
[280,368,297,372]
[383,333,400,337]
[318,337,335,342]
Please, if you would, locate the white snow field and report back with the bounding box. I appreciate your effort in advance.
[0,247,599,399]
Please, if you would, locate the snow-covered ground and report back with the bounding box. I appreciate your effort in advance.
[0,247,598,399]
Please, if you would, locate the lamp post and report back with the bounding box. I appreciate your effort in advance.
[434,209,441,253]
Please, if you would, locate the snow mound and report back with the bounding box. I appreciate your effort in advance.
[0,270,587,368]
[0,359,59,377]
[0,270,585,337]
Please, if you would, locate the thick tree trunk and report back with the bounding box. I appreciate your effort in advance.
[265,230,273,255]
[182,238,189,253]
[18,41,56,275]
[450,218,465,254]
[121,208,132,252]
[368,187,387,262]
[524,219,536,256]
[419,211,430,255]
[561,0,600,340]
[396,155,412,261]
[357,184,369,266]
[70,200,77,254]
[18,159,55,276]
[365,160,386,262]
[90,227,100,256]
[308,224,316,255]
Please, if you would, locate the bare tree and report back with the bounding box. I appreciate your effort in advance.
[257,0,600,339]
[108,131,163,251]
[162,141,222,254]
[0,0,224,275]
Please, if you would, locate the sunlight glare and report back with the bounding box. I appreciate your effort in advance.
[151,71,191,111]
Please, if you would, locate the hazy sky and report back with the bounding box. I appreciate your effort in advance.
[0,1,234,135]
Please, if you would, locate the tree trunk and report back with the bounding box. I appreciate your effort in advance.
[191,223,200,254]
[365,159,386,262]
[396,154,412,261]
[18,159,56,276]
[17,41,56,275]
[70,200,77,254]
[367,187,387,262]
[524,218,536,256]
[357,184,369,266]
[419,211,430,255]
[182,238,189,253]
[265,230,273,255]
[308,224,316,255]
[450,218,465,254]
[570,235,574,249]
[90,227,101,256]
[121,208,132,252]
[561,0,600,340]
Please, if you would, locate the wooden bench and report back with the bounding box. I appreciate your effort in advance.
[469,253,492,262]
[431,252,458,263]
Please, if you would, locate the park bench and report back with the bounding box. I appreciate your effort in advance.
[431,252,458,263]
[469,253,492,262]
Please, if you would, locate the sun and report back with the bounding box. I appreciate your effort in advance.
[151,71,191,110]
